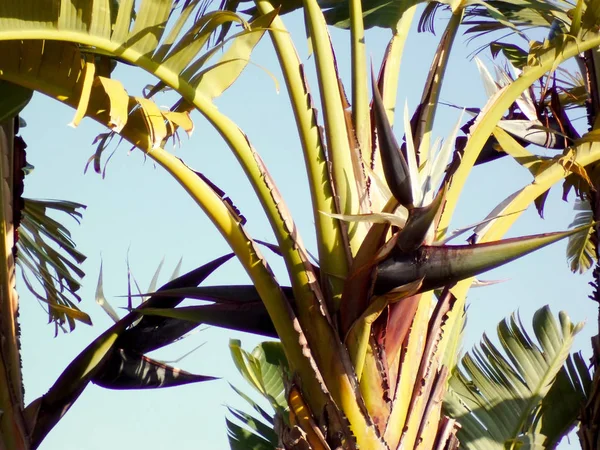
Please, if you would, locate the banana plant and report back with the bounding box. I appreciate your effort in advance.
[1,0,600,449]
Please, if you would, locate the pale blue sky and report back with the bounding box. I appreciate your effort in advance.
[16,8,597,449]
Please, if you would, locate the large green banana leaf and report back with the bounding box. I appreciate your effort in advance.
[0,0,273,155]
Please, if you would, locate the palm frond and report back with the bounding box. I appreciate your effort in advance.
[443,306,587,450]
[463,0,570,36]
[566,199,596,273]
[538,351,591,447]
[227,413,277,450]
[227,406,278,450]
[17,198,89,333]
[227,341,289,450]
[229,340,289,415]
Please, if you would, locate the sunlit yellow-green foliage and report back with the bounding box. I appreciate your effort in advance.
[1,0,600,448]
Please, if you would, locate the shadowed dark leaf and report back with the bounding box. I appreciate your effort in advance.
[539,352,592,447]
[396,185,446,252]
[372,71,413,208]
[230,384,275,426]
[27,314,136,448]
[0,80,32,121]
[228,407,279,445]
[490,42,528,68]
[92,348,216,390]
[123,284,291,352]
[534,189,550,219]
[116,254,234,353]
[139,302,278,338]
[375,227,587,294]
[133,284,293,304]
[227,417,276,450]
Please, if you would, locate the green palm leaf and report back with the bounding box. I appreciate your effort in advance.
[463,0,571,36]
[566,199,596,274]
[537,351,591,447]
[228,341,288,450]
[17,198,89,333]
[227,414,277,450]
[443,306,588,449]
[230,340,289,414]
[227,406,278,450]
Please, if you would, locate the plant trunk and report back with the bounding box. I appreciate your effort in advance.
[0,118,29,449]
[578,49,600,450]
[578,184,600,450]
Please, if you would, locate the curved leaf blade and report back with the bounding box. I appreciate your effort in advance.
[567,199,596,273]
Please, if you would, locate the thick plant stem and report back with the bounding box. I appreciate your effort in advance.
[302,0,366,258]
[150,148,385,448]
[146,147,330,414]
[0,38,378,446]
[414,9,463,156]
[350,0,370,161]
[0,119,28,449]
[438,32,600,237]
[0,27,331,367]
[254,0,349,311]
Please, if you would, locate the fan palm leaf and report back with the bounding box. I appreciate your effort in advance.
[227,340,287,450]
[567,199,596,273]
[444,306,590,449]
[17,198,89,333]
